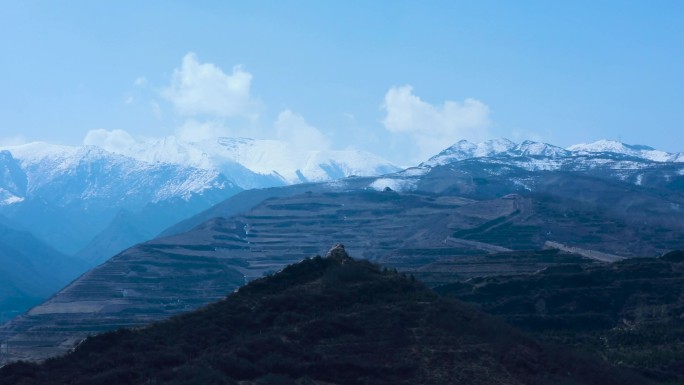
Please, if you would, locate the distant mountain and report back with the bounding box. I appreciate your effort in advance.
[0,143,240,255]
[568,139,684,162]
[0,245,647,385]
[74,194,236,265]
[0,221,85,318]
[424,138,684,167]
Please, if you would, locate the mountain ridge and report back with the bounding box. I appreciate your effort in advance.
[424,138,684,166]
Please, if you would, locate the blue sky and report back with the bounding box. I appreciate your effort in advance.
[1,1,682,164]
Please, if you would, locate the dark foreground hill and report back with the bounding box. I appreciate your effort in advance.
[436,250,684,384]
[0,245,647,385]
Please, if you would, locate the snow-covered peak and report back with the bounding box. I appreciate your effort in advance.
[205,137,302,176]
[1,142,80,164]
[423,138,516,166]
[476,138,517,156]
[567,139,679,162]
[424,138,683,168]
[200,137,402,182]
[512,141,570,157]
[300,149,402,183]
[0,141,235,207]
[118,136,215,169]
[568,139,637,154]
[1,142,137,173]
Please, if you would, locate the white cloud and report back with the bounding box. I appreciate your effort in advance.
[162,53,258,119]
[381,85,490,160]
[275,109,331,151]
[134,77,147,86]
[511,128,546,143]
[0,135,28,147]
[83,129,138,153]
[150,100,163,120]
[175,120,234,143]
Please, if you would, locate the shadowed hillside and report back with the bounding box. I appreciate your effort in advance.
[0,222,86,318]
[0,245,648,385]
[436,250,684,384]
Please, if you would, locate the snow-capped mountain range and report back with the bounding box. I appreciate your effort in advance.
[0,137,401,206]
[94,136,402,188]
[0,143,231,207]
[2,137,681,212]
[424,138,684,167]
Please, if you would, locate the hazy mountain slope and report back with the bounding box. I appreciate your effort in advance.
[0,142,240,255]
[435,250,684,383]
[0,246,648,385]
[0,151,26,206]
[0,223,86,318]
[75,189,242,266]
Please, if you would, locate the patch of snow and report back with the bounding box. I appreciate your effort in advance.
[369,178,417,192]
[512,140,570,158]
[398,166,429,177]
[423,138,516,166]
[511,178,532,191]
[1,194,24,205]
